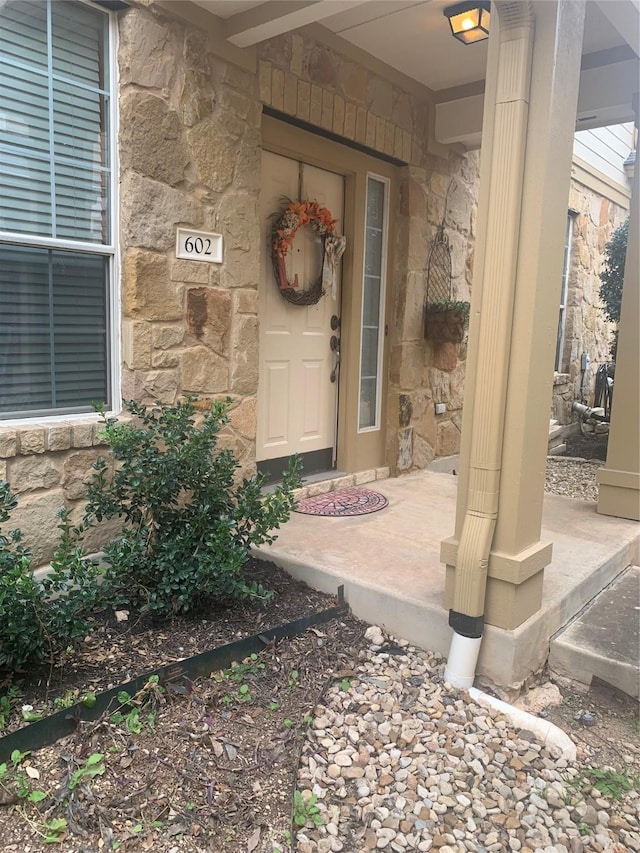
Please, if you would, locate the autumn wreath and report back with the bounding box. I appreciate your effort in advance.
[271,199,345,306]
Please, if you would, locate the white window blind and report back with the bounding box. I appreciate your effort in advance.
[0,0,113,418]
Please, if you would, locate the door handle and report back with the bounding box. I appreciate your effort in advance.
[330,335,340,382]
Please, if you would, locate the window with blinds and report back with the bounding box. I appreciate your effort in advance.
[0,0,113,418]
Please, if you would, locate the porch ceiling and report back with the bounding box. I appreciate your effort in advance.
[193,1,638,131]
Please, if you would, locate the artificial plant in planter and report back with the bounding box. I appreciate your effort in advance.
[424,299,470,344]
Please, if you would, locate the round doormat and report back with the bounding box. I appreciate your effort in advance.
[294,486,388,517]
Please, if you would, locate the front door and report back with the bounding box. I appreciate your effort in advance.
[257,151,344,480]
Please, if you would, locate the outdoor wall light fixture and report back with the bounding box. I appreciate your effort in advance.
[443,0,490,44]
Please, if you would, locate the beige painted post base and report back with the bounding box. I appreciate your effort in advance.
[597,469,640,521]
[596,96,639,522]
[442,537,552,629]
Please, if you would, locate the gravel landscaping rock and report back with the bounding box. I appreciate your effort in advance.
[545,458,600,502]
[296,630,640,853]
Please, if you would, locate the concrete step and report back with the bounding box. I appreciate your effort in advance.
[549,565,640,699]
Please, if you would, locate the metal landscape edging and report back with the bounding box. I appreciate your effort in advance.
[0,586,347,763]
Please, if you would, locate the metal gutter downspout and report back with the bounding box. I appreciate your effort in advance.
[444,1,535,688]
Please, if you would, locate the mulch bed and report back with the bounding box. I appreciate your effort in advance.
[0,560,368,852]
[561,431,608,461]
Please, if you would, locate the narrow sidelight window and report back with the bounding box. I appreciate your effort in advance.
[358,175,388,431]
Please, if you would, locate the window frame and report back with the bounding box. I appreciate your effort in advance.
[0,0,120,424]
[357,172,390,433]
[554,211,574,373]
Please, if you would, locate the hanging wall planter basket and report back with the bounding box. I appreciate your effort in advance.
[424,220,469,343]
[424,302,470,343]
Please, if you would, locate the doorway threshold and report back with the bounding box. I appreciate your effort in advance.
[261,466,390,496]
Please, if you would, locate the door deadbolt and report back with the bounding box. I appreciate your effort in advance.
[330,314,340,330]
[330,334,341,383]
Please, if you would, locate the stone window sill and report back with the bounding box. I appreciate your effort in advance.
[0,416,113,459]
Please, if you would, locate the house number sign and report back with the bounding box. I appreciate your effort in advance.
[176,228,223,263]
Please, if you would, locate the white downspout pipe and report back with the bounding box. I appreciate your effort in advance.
[468,688,577,760]
[445,0,536,687]
[444,0,586,701]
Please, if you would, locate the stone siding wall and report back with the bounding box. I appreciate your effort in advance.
[118,3,262,474]
[0,1,479,564]
[563,178,629,403]
[0,423,111,566]
[389,157,479,473]
[551,373,573,426]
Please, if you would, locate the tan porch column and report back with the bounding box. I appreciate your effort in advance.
[597,94,640,522]
[442,0,586,633]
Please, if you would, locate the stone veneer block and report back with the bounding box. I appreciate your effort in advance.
[120,172,200,252]
[333,95,345,136]
[221,88,252,120]
[355,469,376,485]
[122,319,152,370]
[170,258,209,284]
[343,102,356,140]
[0,430,18,458]
[47,425,72,452]
[123,250,182,321]
[402,131,412,163]
[229,315,259,395]
[73,424,95,449]
[310,84,323,126]
[19,429,46,455]
[11,491,66,566]
[119,92,189,187]
[306,481,332,497]
[375,467,391,480]
[258,61,271,104]
[153,325,185,350]
[330,475,356,490]
[355,107,367,144]
[284,73,297,115]
[321,90,333,130]
[271,68,284,111]
[375,116,386,152]
[234,289,258,315]
[297,79,311,122]
[291,34,303,77]
[182,346,228,394]
[0,460,6,481]
[62,450,99,501]
[394,127,404,160]
[10,455,61,493]
[228,398,257,441]
[93,423,106,446]
[366,112,376,149]
[384,121,395,156]
[292,487,308,501]
[152,351,180,368]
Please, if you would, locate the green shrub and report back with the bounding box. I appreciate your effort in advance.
[42,508,111,642]
[0,485,47,670]
[84,397,300,616]
[0,483,107,671]
[599,217,628,360]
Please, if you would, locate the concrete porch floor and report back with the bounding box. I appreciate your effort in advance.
[254,470,639,694]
